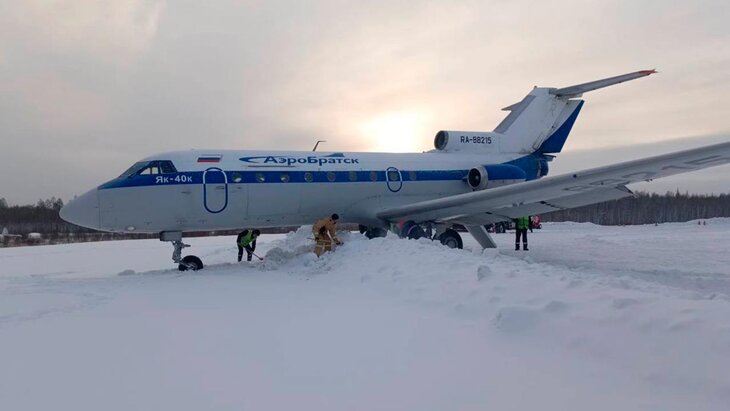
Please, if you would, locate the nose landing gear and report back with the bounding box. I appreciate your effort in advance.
[161,231,204,271]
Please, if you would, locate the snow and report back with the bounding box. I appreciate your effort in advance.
[1,220,730,410]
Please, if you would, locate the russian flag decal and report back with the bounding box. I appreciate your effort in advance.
[197,154,222,163]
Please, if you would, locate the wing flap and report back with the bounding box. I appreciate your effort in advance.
[547,185,634,208]
[377,141,730,223]
[440,186,634,225]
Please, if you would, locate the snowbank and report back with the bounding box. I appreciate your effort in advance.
[1,221,730,410]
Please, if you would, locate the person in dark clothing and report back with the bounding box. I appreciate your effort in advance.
[513,216,532,251]
[237,229,261,261]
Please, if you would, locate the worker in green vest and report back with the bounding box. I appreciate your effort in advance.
[513,216,532,251]
[237,229,261,261]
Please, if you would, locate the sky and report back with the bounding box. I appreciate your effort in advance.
[1,0,729,205]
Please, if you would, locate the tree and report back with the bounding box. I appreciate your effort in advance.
[543,190,730,225]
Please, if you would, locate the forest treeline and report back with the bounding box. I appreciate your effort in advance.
[1,191,729,245]
[0,197,156,245]
[0,197,290,246]
[0,197,87,235]
[542,191,730,225]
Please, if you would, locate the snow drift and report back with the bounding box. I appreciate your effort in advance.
[1,220,730,410]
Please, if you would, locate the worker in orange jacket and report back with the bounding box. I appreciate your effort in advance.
[313,214,342,257]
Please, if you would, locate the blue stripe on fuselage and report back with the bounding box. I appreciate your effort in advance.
[505,154,547,181]
[98,169,471,190]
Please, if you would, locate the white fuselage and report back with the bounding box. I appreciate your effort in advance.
[63,149,539,234]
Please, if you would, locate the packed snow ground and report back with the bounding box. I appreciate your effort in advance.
[1,220,730,410]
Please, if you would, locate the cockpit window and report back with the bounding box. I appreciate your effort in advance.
[119,160,177,178]
[139,165,160,175]
[159,161,177,174]
[119,162,148,178]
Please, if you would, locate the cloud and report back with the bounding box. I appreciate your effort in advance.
[1,73,110,131]
[1,0,165,61]
[1,0,729,204]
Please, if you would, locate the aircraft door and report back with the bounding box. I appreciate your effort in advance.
[203,167,228,213]
[386,167,403,192]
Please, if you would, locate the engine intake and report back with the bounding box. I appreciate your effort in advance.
[466,164,527,190]
[434,130,502,153]
[467,167,489,190]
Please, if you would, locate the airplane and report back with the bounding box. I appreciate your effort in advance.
[59,70,730,271]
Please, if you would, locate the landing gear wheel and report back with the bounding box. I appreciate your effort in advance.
[178,255,204,271]
[365,227,387,239]
[400,220,425,240]
[438,229,463,249]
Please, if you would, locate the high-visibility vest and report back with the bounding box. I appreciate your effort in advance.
[516,216,530,230]
[238,231,254,247]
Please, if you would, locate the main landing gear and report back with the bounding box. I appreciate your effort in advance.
[161,231,204,271]
[359,225,387,239]
[436,228,463,249]
[359,222,464,249]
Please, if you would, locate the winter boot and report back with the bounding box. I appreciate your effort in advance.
[515,244,520,251]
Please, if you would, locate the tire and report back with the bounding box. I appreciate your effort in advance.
[179,255,204,271]
[406,224,425,240]
[365,227,387,239]
[438,229,463,249]
[400,220,425,240]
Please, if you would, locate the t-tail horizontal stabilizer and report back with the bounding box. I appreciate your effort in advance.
[551,69,657,98]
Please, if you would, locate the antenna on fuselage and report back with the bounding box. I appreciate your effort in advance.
[312,140,326,151]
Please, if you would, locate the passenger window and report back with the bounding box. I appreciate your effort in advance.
[304,172,314,182]
[232,173,242,183]
[327,172,336,182]
[280,173,290,183]
[369,171,378,182]
[409,171,417,181]
[256,173,265,183]
[388,170,400,181]
[349,171,357,182]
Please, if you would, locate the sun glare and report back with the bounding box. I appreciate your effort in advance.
[359,112,428,153]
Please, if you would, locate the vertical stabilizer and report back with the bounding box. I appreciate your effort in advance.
[496,70,656,154]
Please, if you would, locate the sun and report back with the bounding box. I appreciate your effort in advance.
[359,112,428,153]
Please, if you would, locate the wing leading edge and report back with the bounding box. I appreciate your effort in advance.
[377,140,730,225]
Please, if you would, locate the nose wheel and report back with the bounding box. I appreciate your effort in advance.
[161,232,204,271]
[178,254,204,271]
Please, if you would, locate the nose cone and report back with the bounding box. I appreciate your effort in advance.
[60,189,100,230]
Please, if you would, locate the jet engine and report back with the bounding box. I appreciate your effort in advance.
[466,164,527,190]
[434,130,503,153]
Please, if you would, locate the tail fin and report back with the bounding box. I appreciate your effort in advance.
[496,70,656,154]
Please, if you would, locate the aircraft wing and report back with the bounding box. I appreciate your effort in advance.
[377,141,730,225]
